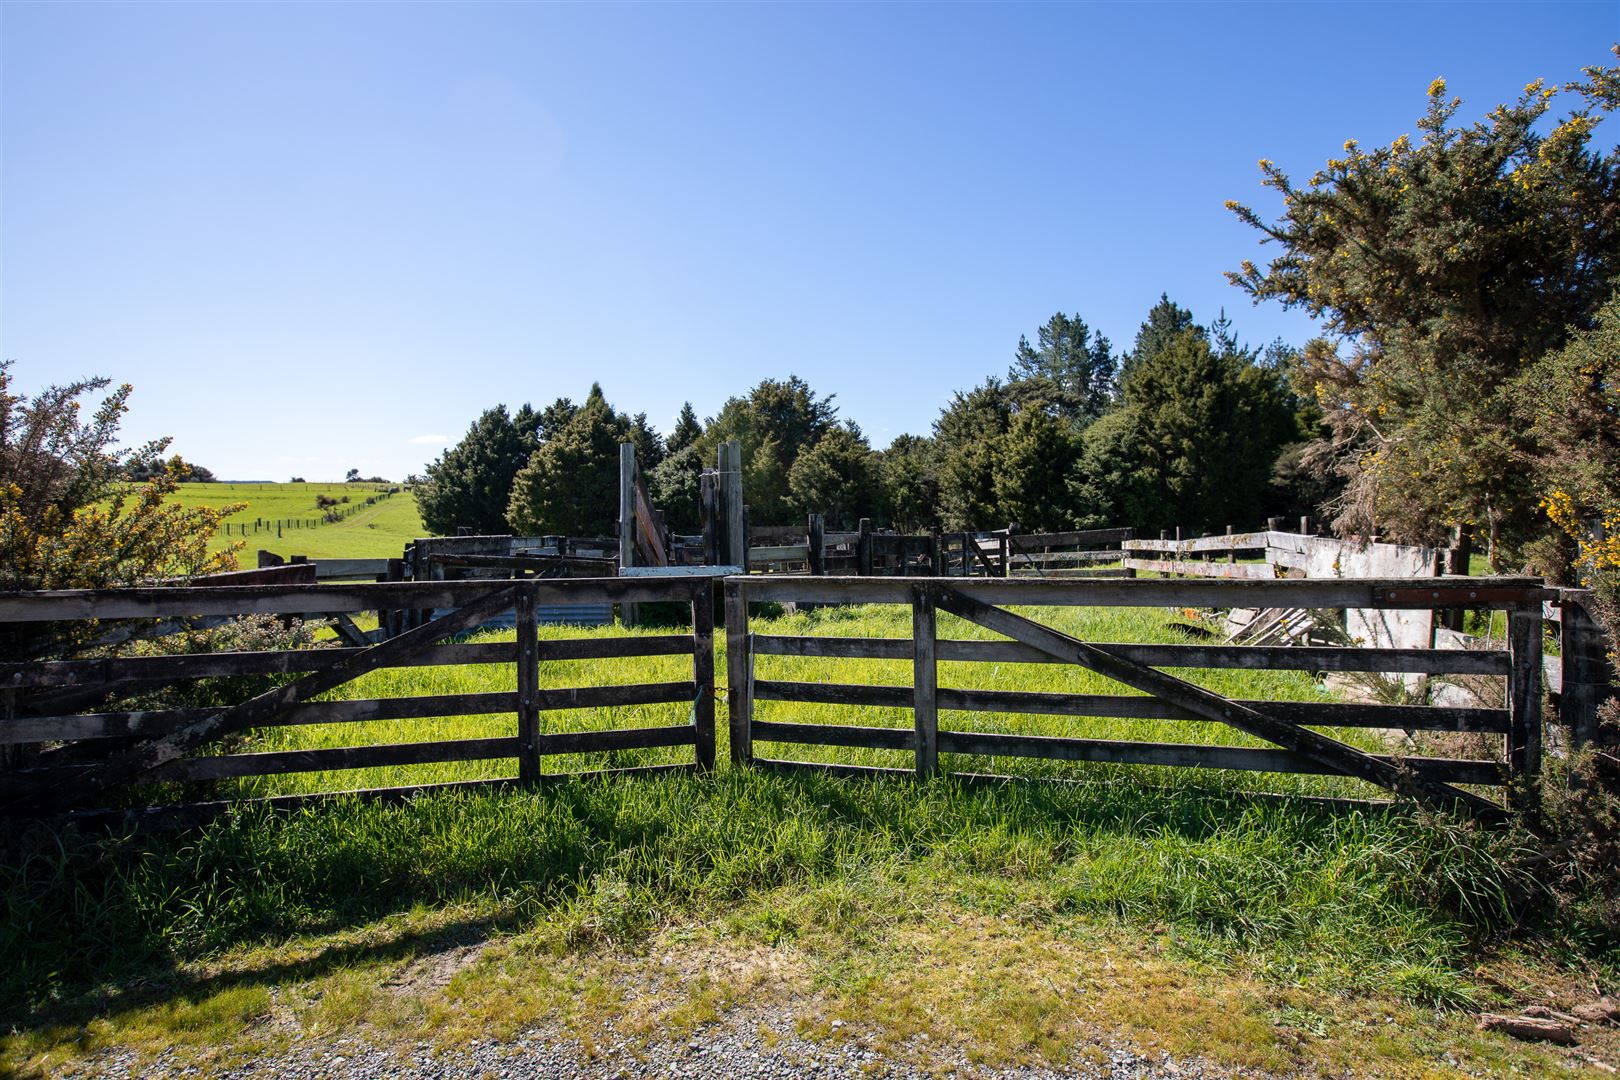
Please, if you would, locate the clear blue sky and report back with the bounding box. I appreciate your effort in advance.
[3,2,1614,481]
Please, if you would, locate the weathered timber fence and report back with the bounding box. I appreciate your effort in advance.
[724,575,1554,816]
[1121,529,1439,581]
[0,576,715,828]
[746,519,1136,579]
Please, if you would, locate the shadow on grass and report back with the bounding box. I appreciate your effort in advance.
[1,766,1444,1037]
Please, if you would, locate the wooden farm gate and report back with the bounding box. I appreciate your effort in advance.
[724,575,1557,816]
[0,576,715,829]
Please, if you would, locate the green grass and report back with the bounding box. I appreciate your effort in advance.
[1,602,1611,1076]
[139,481,427,562]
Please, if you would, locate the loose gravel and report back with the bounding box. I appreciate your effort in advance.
[74,1007,1254,1080]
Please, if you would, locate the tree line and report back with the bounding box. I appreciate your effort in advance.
[414,299,1319,541]
[415,49,1620,596]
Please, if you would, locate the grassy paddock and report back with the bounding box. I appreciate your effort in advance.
[1,602,1612,1076]
[123,481,426,562]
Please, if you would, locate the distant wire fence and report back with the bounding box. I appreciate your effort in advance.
[215,487,405,539]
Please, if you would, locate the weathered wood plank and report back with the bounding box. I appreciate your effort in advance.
[934,730,1502,785]
[1122,558,1279,580]
[750,679,1507,732]
[535,724,695,755]
[1507,608,1543,784]
[0,578,708,622]
[28,736,523,784]
[515,588,540,783]
[1123,531,1273,554]
[729,575,1548,609]
[750,635,1511,675]
[533,682,695,710]
[2,635,696,692]
[1560,590,1613,748]
[749,544,812,563]
[752,719,917,751]
[1009,528,1133,550]
[725,581,753,764]
[2,693,521,743]
[691,587,716,770]
[6,586,524,811]
[930,586,1502,817]
[913,584,939,778]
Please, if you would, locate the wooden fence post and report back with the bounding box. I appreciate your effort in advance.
[692,582,716,770]
[725,579,753,765]
[722,441,746,570]
[807,513,825,576]
[857,518,873,577]
[1507,606,1544,796]
[929,530,943,577]
[1560,589,1611,749]
[619,443,638,627]
[912,584,938,778]
[700,471,718,567]
[515,583,541,782]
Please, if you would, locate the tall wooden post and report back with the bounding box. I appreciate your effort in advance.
[691,582,716,770]
[807,513,825,576]
[929,530,943,577]
[1561,589,1612,750]
[725,579,753,764]
[700,470,718,566]
[857,518,873,577]
[1226,525,1236,565]
[618,443,638,627]
[515,583,541,782]
[721,441,746,571]
[1507,606,1544,798]
[912,585,939,778]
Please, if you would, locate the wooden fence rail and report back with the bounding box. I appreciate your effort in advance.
[0,577,715,826]
[724,574,1556,816]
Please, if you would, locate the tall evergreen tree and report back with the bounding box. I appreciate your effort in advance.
[416,405,537,535]
[1070,330,1297,533]
[506,385,630,536]
[932,379,1013,529]
[1008,312,1116,425]
[628,412,665,472]
[667,403,702,455]
[994,409,1078,531]
[697,376,837,524]
[788,423,880,530]
[1120,294,1202,385]
[879,434,940,532]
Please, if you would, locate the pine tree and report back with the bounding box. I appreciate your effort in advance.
[788,424,880,529]
[416,405,537,535]
[1008,312,1116,425]
[1120,294,1201,385]
[506,385,630,536]
[879,434,939,532]
[994,410,1078,531]
[667,403,702,455]
[932,379,1012,529]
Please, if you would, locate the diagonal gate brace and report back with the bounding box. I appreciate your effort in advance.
[5,585,522,814]
[931,586,1503,819]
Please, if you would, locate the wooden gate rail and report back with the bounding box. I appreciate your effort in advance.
[1,576,716,821]
[724,575,1552,816]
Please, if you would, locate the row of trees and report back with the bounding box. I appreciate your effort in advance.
[415,299,1316,540]
[416,48,1617,592]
